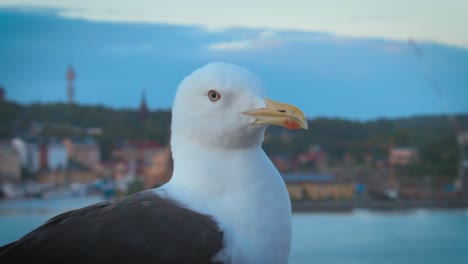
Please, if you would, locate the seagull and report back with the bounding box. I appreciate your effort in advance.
[0,62,308,264]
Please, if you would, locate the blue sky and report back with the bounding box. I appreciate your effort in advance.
[0,5,467,120]
[2,0,467,47]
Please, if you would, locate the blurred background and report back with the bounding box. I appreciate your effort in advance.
[0,1,467,263]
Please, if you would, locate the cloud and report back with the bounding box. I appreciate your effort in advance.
[208,30,283,51]
[209,40,251,51]
[208,30,358,51]
[2,8,467,120]
[1,1,468,48]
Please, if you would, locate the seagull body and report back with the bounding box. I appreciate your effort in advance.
[0,62,307,264]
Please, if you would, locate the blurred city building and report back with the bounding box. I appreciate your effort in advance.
[112,140,163,166]
[144,145,172,189]
[0,141,21,181]
[37,169,99,185]
[389,147,419,165]
[111,140,173,189]
[270,154,293,172]
[45,141,68,170]
[85,127,103,136]
[284,173,354,201]
[63,138,101,168]
[26,139,68,172]
[296,145,328,170]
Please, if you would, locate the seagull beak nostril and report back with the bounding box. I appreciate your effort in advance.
[244,98,308,130]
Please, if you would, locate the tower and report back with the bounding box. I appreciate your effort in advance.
[139,90,149,119]
[66,65,76,104]
[0,86,5,102]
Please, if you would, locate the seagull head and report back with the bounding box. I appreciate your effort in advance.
[171,62,307,151]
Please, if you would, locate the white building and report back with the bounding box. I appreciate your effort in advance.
[26,140,68,172]
[0,141,21,180]
[48,142,68,170]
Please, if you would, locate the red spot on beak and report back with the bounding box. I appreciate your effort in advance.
[283,119,302,129]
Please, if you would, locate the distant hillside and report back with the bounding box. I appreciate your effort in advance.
[265,115,466,178]
[1,101,466,178]
[0,101,171,158]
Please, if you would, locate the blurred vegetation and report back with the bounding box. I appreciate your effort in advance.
[0,101,171,159]
[127,179,145,195]
[1,101,466,178]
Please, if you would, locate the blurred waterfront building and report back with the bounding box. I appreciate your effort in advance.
[144,145,172,189]
[98,160,129,178]
[269,147,329,173]
[63,138,101,168]
[0,141,21,181]
[284,173,354,201]
[26,143,40,172]
[342,152,357,165]
[26,140,68,172]
[12,138,28,167]
[112,140,172,189]
[112,140,163,166]
[48,141,68,170]
[270,154,293,172]
[296,145,329,170]
[389,147,419,165]
[37,169,99,185]
[84,127,103,136]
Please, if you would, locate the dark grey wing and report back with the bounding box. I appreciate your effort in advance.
[0,190,224,264]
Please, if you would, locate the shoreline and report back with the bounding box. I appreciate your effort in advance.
[292,198,468,212]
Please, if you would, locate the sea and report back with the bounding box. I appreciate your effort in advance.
[1,197,468,264]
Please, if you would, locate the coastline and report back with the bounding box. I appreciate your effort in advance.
[292,198,468,212]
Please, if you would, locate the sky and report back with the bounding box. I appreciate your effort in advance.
[0,2,467,120]
[1,0,467,48]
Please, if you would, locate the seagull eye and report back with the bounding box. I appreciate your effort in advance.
[208,90,221,102]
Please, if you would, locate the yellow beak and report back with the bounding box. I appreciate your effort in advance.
[243,98,308,130]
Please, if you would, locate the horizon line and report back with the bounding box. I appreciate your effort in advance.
[3,99,468,123]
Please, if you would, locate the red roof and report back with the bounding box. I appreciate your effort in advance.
[128,140,162,149]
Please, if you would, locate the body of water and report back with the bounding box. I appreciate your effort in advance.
[1,197,468,264]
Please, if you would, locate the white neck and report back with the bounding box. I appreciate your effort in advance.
[170,143,261,196]
[162,142,292,264]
